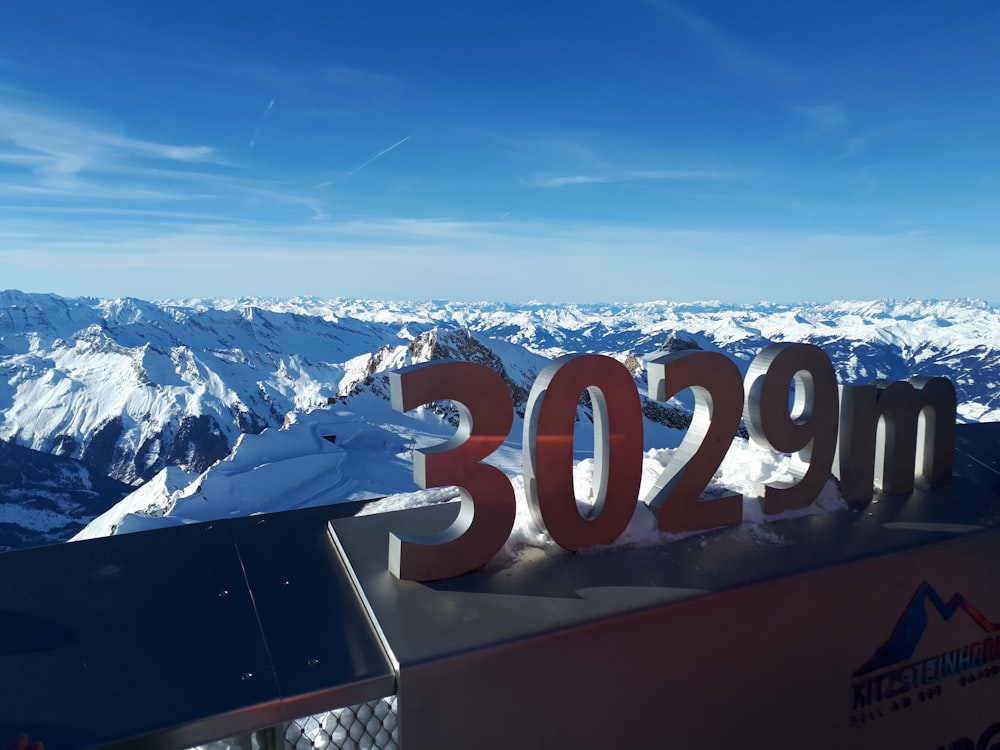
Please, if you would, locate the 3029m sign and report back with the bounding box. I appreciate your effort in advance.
[387,343,956,581]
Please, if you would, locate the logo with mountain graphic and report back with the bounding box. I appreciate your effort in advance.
[850,582,1000,719]
[856,582,1000,676]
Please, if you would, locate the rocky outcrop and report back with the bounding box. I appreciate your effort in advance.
[660,331,702,353]
[341,328,537,425]
[426,329,531,413]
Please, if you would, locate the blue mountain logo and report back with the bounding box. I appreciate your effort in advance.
[855,582,1000,676]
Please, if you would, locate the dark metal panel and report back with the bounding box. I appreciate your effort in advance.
[0,500,396,749]
[0,521,279,750]
[230,504,395,720]
[954,421,1000,489]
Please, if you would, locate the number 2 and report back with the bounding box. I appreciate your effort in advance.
[643,350,744,532]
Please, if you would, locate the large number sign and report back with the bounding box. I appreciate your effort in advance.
[388,343,956,581]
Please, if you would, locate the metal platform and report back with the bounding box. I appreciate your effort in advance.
[329,422,1000,748]
[2,422,1000,748]
[0,503,394,749]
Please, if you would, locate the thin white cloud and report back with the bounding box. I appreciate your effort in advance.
[153,145,217,161]
[836,123,897,161]
[318,65,400,93]
[533,175,611,188]
[646,0,797,88]
[0,99,222,194]
[1,214,980,303]
[791,103,847,133]
[841,135,870,158]
[178,60,401,99]
[791,104,893,162]
[630,169,734,180]
[529,169,733,188]
[0,90,338,224]
[0,152,49,166]
[238,184,329,221]
[838,128,895,160]
[8,205,242,222]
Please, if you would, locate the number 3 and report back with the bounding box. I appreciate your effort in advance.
[388,361,516,581]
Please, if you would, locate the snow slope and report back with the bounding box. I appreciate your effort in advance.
[74,379,847,566]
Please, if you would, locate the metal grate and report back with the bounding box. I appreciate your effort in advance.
[190,696,398,750]
[283,696,399,750]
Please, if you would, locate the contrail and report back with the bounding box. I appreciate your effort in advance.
[249,98,276,149]
[347,134,412,176]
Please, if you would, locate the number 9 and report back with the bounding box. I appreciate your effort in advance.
[743,343,839,514]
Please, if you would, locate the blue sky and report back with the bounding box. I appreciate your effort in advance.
[1,1,998,303]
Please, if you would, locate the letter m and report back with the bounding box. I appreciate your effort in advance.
[834,377,956,504]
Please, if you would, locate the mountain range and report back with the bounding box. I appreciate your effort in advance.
[2,291,998,549]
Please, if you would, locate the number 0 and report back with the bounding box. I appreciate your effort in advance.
[523,354,642,551]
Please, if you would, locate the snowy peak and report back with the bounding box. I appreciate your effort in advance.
[2,293,999,494]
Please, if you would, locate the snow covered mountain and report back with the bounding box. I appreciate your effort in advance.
[3,292,996,485]
[2,291,998,548]
[0,290,400,484]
